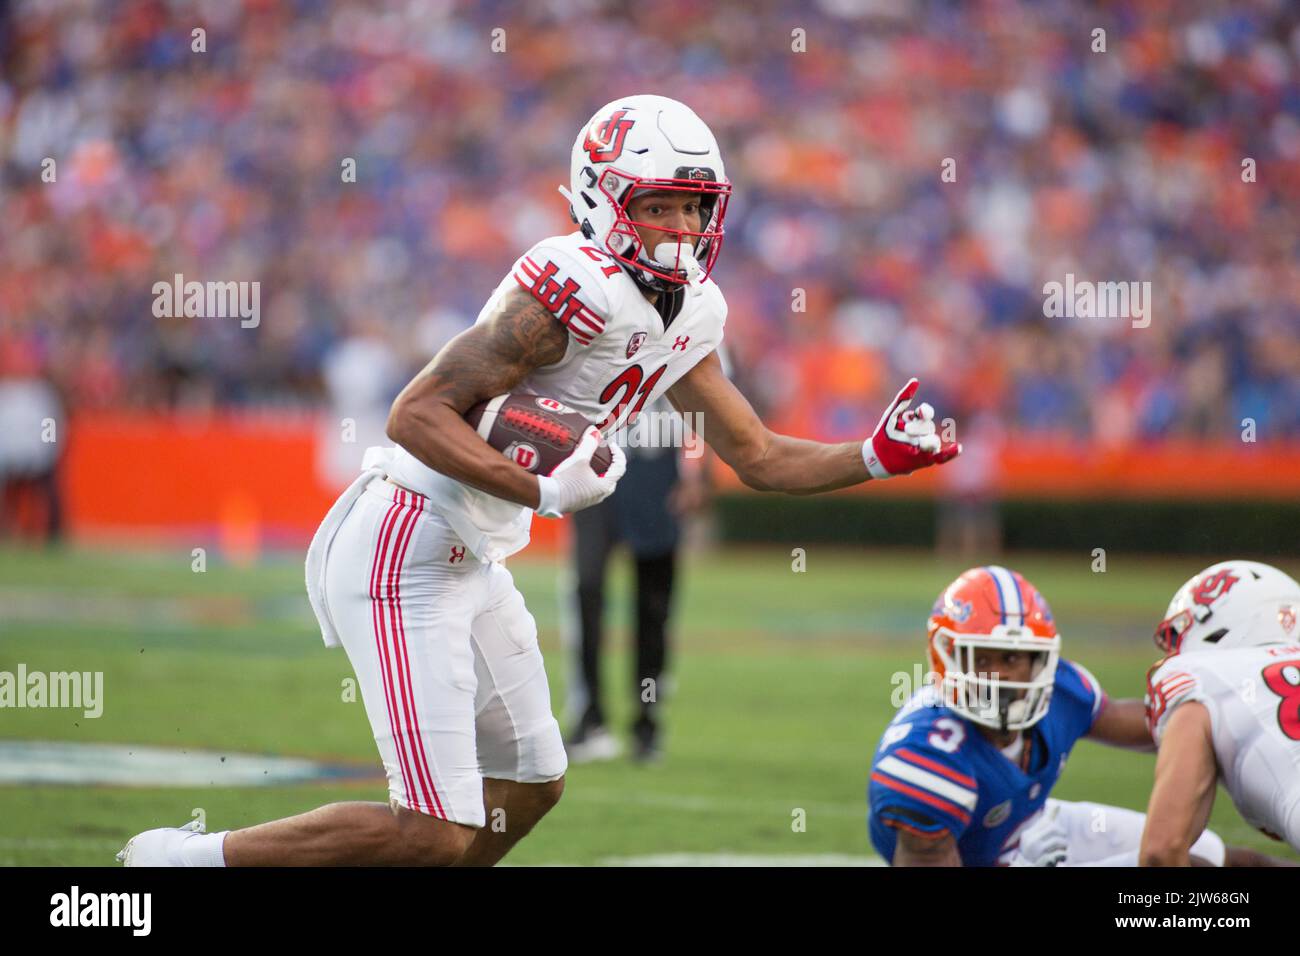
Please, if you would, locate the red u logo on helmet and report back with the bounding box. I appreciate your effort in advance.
[584,110,635,163]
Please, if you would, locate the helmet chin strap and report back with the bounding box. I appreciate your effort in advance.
[557,185,581,227]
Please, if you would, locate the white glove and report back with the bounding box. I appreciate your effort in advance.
[1012,804,1069,867]
[535,427,626,518]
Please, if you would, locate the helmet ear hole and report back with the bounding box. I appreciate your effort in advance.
[1203,629,1229,644]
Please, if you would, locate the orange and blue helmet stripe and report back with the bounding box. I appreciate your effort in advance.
[982,565,1025,626]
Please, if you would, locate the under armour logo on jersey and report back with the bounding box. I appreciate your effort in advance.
[448,546,466,564]
[671,335,690,351]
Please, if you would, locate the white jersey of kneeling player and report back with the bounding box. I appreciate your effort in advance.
[386,231,726,562]
[1148,643,1300,850]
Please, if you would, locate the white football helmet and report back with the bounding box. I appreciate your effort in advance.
[562,94,731,292]
[1154,560,1300,655]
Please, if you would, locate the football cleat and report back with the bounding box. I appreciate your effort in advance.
[565,724,623,764]
[631,717,662,765]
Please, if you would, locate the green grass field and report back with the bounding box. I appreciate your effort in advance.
[1,543,1296,866]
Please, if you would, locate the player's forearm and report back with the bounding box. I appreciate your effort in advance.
[1089,698,1157,752]
[1139,704,1218,867]
[1139,838,1192,867]
[386,398,540,508]
[738,433,870,495]
[1140,773,1207,868]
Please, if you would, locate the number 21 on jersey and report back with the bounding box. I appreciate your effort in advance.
[597,363,667,431]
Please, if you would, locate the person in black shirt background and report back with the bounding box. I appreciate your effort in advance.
[563,401,709,763]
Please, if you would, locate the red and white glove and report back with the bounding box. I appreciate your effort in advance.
[535,427,627,518]
[862,378,961,479]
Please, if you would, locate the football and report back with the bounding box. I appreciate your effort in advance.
[464,393,613,477]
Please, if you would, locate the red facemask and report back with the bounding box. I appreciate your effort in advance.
[596,169,732,288]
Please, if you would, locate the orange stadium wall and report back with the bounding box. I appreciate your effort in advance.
[59,412,1300,555]
[59,411,569,558]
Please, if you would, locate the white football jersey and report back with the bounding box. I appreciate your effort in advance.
[386,231,727,561]
[1146,642,1300,850]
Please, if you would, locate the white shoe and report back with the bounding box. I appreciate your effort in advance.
[565,726,622,764]
[117,817,204,867]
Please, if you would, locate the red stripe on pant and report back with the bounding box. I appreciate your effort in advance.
[370,492,440,815]
[384,491,446,819]
[369,495,421,811]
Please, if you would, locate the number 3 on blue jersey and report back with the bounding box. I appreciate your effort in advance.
[929,717,966,753]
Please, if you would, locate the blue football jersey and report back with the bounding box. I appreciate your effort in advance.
[868,659,1106,867]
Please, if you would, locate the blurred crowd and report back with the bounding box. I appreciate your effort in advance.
[2,0,1299,445]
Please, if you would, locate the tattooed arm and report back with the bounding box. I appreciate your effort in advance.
[386,286,569,508]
